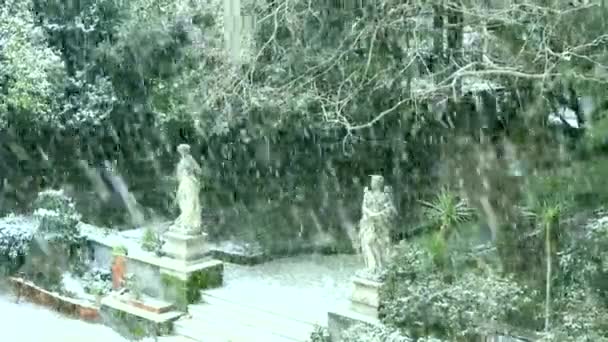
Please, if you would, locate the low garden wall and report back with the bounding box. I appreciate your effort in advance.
[86,231,223,309]
[88,239,165,298]
[9,277,100,322]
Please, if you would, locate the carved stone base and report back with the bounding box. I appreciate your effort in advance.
[350,276,382,318]
[163,232,209,262]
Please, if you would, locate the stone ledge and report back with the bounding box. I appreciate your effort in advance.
[101,296,183,323]
[210,249,268,265]
[116,295,175,314]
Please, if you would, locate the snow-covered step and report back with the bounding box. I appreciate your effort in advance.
[101,296,183,323]
[174,314,301,342]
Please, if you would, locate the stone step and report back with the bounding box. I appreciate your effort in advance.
[174,314,302,342]
[186,299,313,341]
[101,296,183,324]
[116,294,175,314]
[100,296,184,339]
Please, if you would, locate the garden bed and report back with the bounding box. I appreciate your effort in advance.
[9,277,100,322]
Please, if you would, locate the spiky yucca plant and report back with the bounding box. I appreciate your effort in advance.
[420,188,475,241]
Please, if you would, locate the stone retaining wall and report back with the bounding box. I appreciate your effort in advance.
[9,277,100,322]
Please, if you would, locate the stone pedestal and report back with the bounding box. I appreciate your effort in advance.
[159,259,224,311]
[327,276,383,341]
[163,232,209,261]
[350,276,382,318]
[160,231,223,310]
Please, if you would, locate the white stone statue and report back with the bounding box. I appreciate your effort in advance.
[170,144,203,235]
[358,175,396,276]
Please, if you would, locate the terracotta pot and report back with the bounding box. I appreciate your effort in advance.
[111,255,127,290]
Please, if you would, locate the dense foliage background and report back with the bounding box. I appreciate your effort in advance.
[3,0,608,339]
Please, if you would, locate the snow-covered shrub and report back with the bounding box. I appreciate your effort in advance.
[0,214,37,259]
[535,212,608,341]
[60,272,89,299]
[82,268,112,296]
[342,324,412,342]
[384,241,438,283]
[382,240,440,308]
[559,212,608,302]
[382,271,535,340]
[25,190,84,288]
[141,227,163,254]
[113,244,128,256]
[0,214,38,274]
[308,325,330,342]
[542,286,608,342]
[33,189,82,245]
[529,273,608,342]
[381,240,536,340]
[0,0,66,128]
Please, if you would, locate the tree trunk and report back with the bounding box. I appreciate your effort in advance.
[431,3,444,75]
[544,221,552,332]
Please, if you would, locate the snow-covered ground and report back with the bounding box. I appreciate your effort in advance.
[206,253,361,324]
[0,294,149,342]
[0,254,360,341]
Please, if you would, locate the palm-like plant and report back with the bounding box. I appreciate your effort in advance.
[420,188,475,240]
[520,201,563,333]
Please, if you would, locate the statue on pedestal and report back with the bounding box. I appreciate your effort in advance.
[170,144,204,236]
[358,175,396,277]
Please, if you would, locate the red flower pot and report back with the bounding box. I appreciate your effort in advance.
[111,255,127,290]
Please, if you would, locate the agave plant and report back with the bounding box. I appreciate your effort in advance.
[420,188,475,240]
